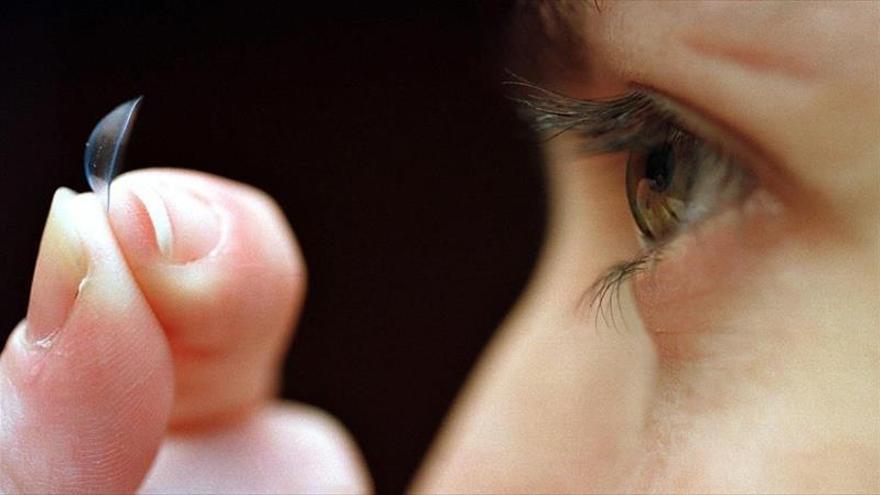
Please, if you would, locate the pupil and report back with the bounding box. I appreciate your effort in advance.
[644,143,674,192]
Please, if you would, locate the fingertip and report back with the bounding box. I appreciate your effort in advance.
[24,187,85,345]
[108,168,306,427]
[1,189,174,494]
[142,402,372,494]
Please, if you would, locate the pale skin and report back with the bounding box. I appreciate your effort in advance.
[0,2,877,494]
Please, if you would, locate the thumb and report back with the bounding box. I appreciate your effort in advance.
[0,188,174,493]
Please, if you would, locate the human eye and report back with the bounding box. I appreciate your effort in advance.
[505,74,760,318]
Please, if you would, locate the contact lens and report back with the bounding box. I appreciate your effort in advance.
[84,96,143,211]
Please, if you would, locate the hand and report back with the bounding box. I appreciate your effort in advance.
[0,169,370,493]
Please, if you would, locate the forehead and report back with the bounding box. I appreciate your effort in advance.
[510,1,880,202]
[514,0,879,89]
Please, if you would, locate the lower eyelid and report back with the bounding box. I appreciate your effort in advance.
[523,85,799,332]
[628,188,786,334]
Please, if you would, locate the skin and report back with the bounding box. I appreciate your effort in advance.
[414,1,880,492]
[0,171,369,493]
[0,1,877,493]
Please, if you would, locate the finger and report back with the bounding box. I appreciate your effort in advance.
[0,189,174,494]
[107,169,305,429]
[142,401,371,494]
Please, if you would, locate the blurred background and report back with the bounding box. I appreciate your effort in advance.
[0,2,545,492]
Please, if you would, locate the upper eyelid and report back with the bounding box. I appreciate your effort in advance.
[510,74,771,164]
[504,73,813,219]
[503,74,788,196]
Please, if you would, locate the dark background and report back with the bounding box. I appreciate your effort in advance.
[0,2,545,492]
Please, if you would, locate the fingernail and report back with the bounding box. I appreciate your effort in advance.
[25,188,88,346]
[130,183,221,262]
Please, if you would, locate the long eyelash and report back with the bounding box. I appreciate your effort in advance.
[502,70,670,152]
[578,250,663,330]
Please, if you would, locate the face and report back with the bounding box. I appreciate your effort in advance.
[414,2,880,492]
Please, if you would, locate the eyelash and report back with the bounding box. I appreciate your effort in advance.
[581,251,661,330]
[504,73,737,321]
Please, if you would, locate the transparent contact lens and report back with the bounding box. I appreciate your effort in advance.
[84,96,143,211]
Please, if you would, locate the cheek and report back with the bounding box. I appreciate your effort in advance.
[630,190,793,359]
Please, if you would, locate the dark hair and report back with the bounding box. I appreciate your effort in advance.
[504,0,595,85]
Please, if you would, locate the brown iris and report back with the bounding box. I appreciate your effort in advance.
[626,142,692,243]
